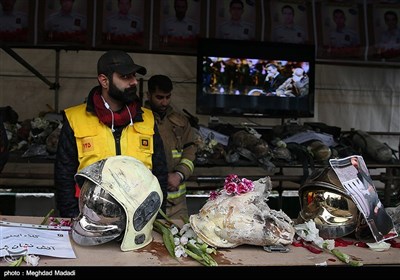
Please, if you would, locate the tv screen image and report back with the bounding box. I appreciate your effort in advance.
[196,39,315,119]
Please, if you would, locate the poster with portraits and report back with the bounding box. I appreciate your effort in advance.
[0,0,35,45]
[37,0,93,47]
[95,0,149,51]
[315,0,366,60]
[152,0,205,54]
[266,0,314,45]
[367,0,400,62]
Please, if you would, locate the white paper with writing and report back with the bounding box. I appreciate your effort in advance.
[0,226,76,258]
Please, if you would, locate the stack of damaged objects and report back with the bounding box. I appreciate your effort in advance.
[194,121,399,169]
[0,106,62,159]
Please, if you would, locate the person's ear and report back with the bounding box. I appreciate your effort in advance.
[98,74,109,88]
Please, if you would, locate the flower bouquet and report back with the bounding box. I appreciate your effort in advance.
[153,210,218,266]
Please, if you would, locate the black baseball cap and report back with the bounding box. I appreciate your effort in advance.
[97,50,147,76]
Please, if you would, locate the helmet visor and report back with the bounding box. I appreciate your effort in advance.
[299,188,358,238]
[71,180,126,246]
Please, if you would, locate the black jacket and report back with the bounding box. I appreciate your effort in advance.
[54,86,168,218]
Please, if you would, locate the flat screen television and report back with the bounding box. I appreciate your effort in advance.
[196,38,315,119]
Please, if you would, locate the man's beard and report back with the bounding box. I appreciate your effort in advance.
[108,82,138,104]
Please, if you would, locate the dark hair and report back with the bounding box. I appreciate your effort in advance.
[230,0,244,9]
[281,4,294,15]
[148,75,173,93]
[266,63,278,70]
[333,8,345,17]
[384,10,398,21]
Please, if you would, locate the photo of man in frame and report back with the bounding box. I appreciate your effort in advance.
[316,1,365,59]
[101,0,146,47]
[268,1,312,44]
[158,0,201,49]
[0,0,30,43]
[43,0,88,44]
[330,155,397,243]
[214,0,257,41]
[371,6,400,60]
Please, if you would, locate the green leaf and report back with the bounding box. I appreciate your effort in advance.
[8,256,24,267]
[40,209,55,225]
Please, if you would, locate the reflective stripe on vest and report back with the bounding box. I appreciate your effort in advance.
[167,183,186,199]
[180,158,194,172]
[172,149,182,159]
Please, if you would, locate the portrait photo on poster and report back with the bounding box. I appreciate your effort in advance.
[316,1,365,60]
[0,0,33,44]
[368,3,400,62]
[38,0,92,46]
[267,0,313,45]
[155,0,202,53]
[96,0,148,49]
[213,0,258,41]
[329,155,398,243]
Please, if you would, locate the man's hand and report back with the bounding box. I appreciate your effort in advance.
[167,172,182,191]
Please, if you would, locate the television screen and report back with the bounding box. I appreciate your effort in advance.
[196,38,315,119]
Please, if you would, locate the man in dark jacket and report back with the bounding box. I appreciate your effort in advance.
[55,50,168,218]
[145,75,197,220]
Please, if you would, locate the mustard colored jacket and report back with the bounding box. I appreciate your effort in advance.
[65,104,155,171]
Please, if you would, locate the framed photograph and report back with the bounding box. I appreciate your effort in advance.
[37,0,94,48]
[330,155,397,243]
[152,0,206,54]
[0,0,35,46]
[266,0,314,45]
[95,0,149,51]
[367,1,400,61]
[209,0,261,41]
[315,0,366,60]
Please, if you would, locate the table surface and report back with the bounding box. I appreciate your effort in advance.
[1,215,400,268]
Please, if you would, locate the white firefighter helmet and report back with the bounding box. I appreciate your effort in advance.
[71,155,163,251]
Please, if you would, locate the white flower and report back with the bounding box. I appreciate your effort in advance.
[174,245,187,258]
[294,220,333,249]
[174,237,180,246]
[179,223,191,235]
[170,225,179,235]
[181,228,197,239]
[25,255,40,266]
[188,239,197,245]
[180,236,189,245]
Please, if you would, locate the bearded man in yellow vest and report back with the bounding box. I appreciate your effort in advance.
[55,50,168,218]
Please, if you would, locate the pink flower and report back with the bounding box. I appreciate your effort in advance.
[225,174,239,184]
[209,174,254,199]
[209,190,220,200]
[242,178,255,191]
[235,181,249,194]
[224,182,237,195]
